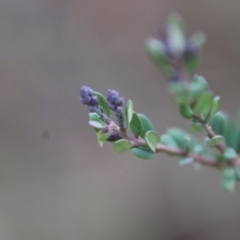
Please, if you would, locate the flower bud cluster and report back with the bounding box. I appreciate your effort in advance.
[106,89,125,130]
[80,86,103,116]
[146,14,206,81]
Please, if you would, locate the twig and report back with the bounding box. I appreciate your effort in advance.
[193,115,225,153]
[116,127,219,168]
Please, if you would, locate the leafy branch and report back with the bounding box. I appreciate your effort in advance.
[79,13,240,192]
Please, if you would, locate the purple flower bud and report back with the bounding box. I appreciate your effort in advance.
[184,39,198,59]
[107,132,122,142]
[90,96,98,105]
[80,86,95,105]
[106,89,124,110]
[81,96,91,105]
[106,89,125,130]
[80,86,93,98]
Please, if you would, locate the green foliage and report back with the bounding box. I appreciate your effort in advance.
[160,134,179,150]
[178,157,193,166]
[93,91,111,117]
[124,100,133,129]
[235,168,240,181]
[146,38,172,76]
[167,128,211,157]
[206,135,224,147]
[137,113,154,138]
[81,14,240,193]
[113,139,132,153]
[89,112,106,129]
[189,121,204,133]
[193,93,214,116]
[179,104,193,119]
[222,167,236,192]
[97,130,111,147]
[131,147,155,160]
[189,75,209,97]
[184,33,206,74]
[223,148,237,161]
[144,131,160,152]
[166,13,185,56]
[130,112,142,137]
[211,111,228,136]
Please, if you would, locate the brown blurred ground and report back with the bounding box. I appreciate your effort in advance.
[0,0,240,239]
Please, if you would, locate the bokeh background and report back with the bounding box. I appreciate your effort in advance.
[1,0,240,239]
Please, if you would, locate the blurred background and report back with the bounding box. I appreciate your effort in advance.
[1,0,240,239]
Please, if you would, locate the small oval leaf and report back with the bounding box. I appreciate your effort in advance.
[93,91,111,117]
[145,131,160,152]
[113,139,132,153]
[130,112,142,137]
[222,167,236,192]
[223,148,237,161]
[179,104,193,119]
[189,121,204,133]
[189,75,209,97]
[89,120,106,129]
[131,147,154,160]
[210,111,228,136]
[97,130,111,147]
[160,134,179,149]
[138,113,154,138]
[178,157,193,166]
[193,93,214,115]
[124,100,133,129]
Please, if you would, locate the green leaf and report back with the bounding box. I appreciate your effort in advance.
[189,121,204,133]
[146,38,170,72]
[211,112,235,149]
[160,134,179,150]
[97,130,111,147]
[222,167,235,192]
[179,104,193,119]
[130,112,142,137]
[210,96,220,117]
[184,55,198,75]
[169,81,185,95]
[224,117,236,149]
[178,157,193,166]
[193,93,214,115]
[113,139,132,153]
[223,148,237,161]
[131,147,155,160]
[93,91,111,117]
[89,120,106,129]
[124,100,133,129]
[145,131,160,152]
[210,111,228,136]
[206,135,224,147]
[89,112,100,121]
[169,81,191,104]
[167,128,209,155]
[222,178,235,192]
[184,32,206,74]
[167,13,185,55]
[89,113,104,132]
[235,168,240,181]
[234,111,240,153]
[204,96,221,123]
[167,128,191,150]
[189,75,209,97]
[138,113,154,138]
